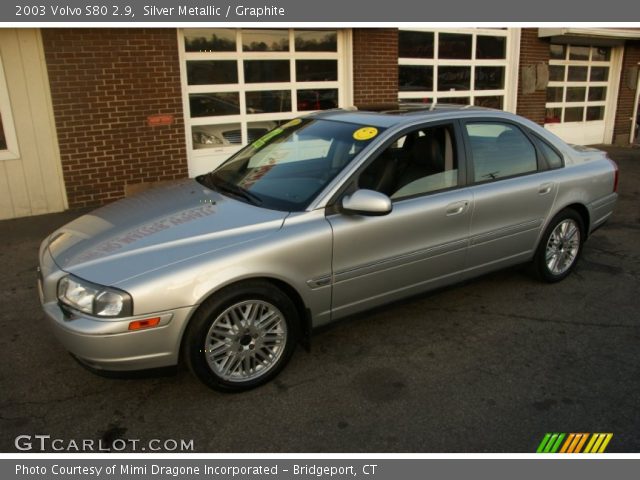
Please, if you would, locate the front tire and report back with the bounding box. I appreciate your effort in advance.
[534,209,585,283]
[184,281,299,392]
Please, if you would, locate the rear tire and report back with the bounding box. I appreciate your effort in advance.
[184,281,299,392]
[533,209,585,283]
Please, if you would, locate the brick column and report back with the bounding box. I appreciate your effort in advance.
[613,41,640,144]
[42,28,188,209]
[516,28,550,126]
[352,29,399,108]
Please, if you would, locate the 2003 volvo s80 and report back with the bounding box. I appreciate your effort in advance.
[38,105,618,391]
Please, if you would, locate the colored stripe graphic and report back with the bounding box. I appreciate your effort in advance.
[537,433,613,453]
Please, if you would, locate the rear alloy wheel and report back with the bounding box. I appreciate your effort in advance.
[534,209,584,282]
[184,282,298,392]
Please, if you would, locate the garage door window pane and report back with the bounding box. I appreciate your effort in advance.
[476,36,506,59]
[0,117,6,150]
[187,61,238,85]
[296,60,338,82]
[184,29,236,52]
[244,60,290,83]
[466,123,537,182]
[549,66,565,81]
[569,46,590,61]
[399,31,434,58]
[189,93,240,117]
[474,96,503,109]
[475,67,505,90]
[566,87,586,102]
[586,106,605,121]
[399,65,433,91]
[590,67,609,82]
[564,107,584,122]
[588,86,607,101]
[438,66,471,91]
[592,47,611,61]
[437,97,470,105]
[242,29,289,51]
[246,91,292,114]
[438,33,472,59]
[297,89,338,111]
[192,123,242,148]
[550,44,566,60]
[568,67,588,81]
[295,30,337,51]
[545,108,562,123]
[546,87,564,102]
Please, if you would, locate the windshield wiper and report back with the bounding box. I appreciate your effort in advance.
[209,175,263,206]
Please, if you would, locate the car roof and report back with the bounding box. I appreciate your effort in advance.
[308,103,517,129]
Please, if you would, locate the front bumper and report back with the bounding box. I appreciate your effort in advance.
[38,243,194,371]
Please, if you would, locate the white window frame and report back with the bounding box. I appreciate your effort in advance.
[545,44,614,124]
[0,54,20,161]
[397,28,519,113]
[178,28,351,176]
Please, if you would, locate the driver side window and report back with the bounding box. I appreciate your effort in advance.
[358,124,459,200]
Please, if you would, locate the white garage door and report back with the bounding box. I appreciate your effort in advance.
[179,28,351,176]
[397,28,519,112]
[544,43,621,145]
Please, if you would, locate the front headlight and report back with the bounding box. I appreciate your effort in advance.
[57,275,133,318]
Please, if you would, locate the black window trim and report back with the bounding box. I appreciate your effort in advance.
[530,132,566,170]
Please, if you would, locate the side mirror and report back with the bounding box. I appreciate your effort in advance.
[341,189,392,216]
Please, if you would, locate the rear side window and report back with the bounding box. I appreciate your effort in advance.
[534,136,564,169]
[466,122,538,182]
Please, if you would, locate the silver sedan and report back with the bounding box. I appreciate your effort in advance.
[38,106,618,391]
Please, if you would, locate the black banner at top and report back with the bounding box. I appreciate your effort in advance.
[3,0,640,22]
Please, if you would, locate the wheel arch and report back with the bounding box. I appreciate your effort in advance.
[178,276,312,364]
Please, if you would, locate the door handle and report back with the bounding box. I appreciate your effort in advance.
[538,183,554,195]
[446,200,469,216]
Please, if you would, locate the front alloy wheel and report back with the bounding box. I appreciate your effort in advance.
[204,300,288,383]
[184,281,298,392]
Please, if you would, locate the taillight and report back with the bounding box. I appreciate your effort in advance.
[609,158,619,193]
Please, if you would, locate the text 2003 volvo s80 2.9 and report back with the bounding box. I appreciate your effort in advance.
[38,105,618,391]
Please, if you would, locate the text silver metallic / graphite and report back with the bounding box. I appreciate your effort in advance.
[142,5,286,17]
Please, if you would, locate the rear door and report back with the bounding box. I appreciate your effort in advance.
[462,120,559,270]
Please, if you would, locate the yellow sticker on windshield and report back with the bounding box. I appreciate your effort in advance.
[353,127,378,141]
[281,118,302,129]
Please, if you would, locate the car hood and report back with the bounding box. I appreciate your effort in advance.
[47,178,288,286]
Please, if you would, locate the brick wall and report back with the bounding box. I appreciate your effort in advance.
[352,29,399,108]
[42,28,188,209]
[613,41,640,144]
[516,28,550,126]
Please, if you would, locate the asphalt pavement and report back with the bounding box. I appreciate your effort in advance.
[1,146,638,452]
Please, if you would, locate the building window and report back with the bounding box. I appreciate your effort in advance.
[398,28,511,110]
[0,55,19,160]
[181,29,343,162]
[545,44,611,124]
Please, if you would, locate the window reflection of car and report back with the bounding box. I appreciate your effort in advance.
[297,90,338,111]
[192,122,277,149]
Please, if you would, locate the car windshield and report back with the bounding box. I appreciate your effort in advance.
[197,118,384,211]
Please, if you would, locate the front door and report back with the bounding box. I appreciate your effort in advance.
[327,122,472,320]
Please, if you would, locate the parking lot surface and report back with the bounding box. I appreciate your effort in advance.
[1,146,638,452]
